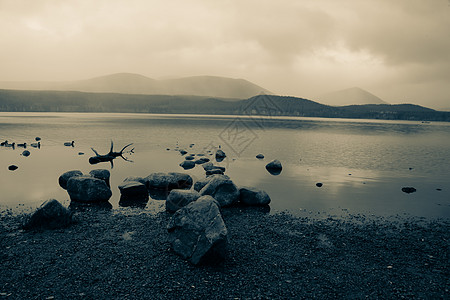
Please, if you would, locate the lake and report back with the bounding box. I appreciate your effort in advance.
[1,112,449,219]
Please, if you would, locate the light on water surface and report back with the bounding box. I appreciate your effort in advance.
[1,112,449,219]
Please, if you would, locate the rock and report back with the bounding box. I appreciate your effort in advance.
[166,190,201,213]
[402,187,416,194]
[216,149,226,159]
[118,181,148,198]
[194,178,212,192]
[185,155,195,161]
[35,137,41,141]
[23,199,72,230]
[118,181,149,208]
[8,165,18,171]
[239,187,271,206]
[124,176,147,185]
[179,149,188,155]
[206,168,225,176]
[21,150,31,157]
[200,175,239,207]
[89,169,111,188]
[146,172,193,191]
[202,162,225,172]
[168,172,193,190]
[256,154,264,159]
[180,160,196,170]
[316,183,323,187]
[168,196,228,265]
[58,170,83,190]
[266,159,282,175]
[78,152,84,155]
[67,176,112,203]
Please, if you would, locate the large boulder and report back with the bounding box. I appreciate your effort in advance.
[168,196,228,265]
[239,187,271,206]
[67,176,112,203]
[265,159,282,175]
[23,199,72,230]
[166,189,201,213]
[89,169,111,188]
[58,170,83,190]
[200,175,239,207]
[146,172,193,191]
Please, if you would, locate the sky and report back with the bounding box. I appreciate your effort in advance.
[0,0,449,109]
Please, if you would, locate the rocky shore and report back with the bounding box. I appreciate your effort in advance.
[1,207,448,299]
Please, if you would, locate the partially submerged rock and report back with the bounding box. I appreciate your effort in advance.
[200,175,239,207]
[118,181,148,199]
[67,176,112,203]
[166,189,201,213]
[8,165,18,171]
[23,199,72,230]
[256,154,264,159]
[89,169,111,188]
[402,187,416,194]
[168,196,228,265]
[180,160,195,170]
[124,176,147,185]
[146,172,193,191]
[239,187,271,206]
[265,159,282,175]
[21,150,31,157]
[58,170,83,190]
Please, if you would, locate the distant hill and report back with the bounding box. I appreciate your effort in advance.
[315,87,389,106]
[0,73,271,99]
[1,89,449,121]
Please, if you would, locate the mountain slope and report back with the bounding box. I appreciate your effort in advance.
[315,87,389,106]
[0,73,270,99]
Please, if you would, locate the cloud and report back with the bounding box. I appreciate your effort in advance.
[0,0,448,108]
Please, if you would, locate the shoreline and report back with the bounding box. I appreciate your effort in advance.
[1,207,448,299]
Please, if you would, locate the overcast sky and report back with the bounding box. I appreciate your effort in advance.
[0,0,449,108]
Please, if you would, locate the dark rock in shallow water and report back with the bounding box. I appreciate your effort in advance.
[265,159,282,175]
[166,189,201,213]
[316,183,323,187]
[206,168,225,176]
[256,154,264,159]
[185,155,195,161]
[216,149,226,159]
[149,188,170,200]
[89,169,111,188]
[168,196,228,265]
[118,181,148,199]
[239,187,271,206]
[200,175,239,207]
[180,160,195,170]
[23,199,72,230]
[118,181,149,208]
[8,165,18,171]
[21,150,31,157]
[124,176,147,185]
[67,176,112,203]
[402,187,416,194]
[179,149,188,156]
[58,170,83,190]
[78,152,84,155]
[35,137,41,141]
[146,172,193,191]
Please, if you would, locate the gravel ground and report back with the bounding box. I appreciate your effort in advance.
[0,206,449,299]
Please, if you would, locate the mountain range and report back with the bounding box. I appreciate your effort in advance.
[0,73,271,100]
[1,89,449,122]
[314,87,389,106]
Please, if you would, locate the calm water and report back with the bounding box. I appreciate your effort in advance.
[1,112,449,219]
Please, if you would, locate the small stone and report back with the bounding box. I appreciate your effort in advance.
[256,154,264,159]
[180,160,195,170]
[316,183,323,187]
[401,187,416,194]
[22,150,31,157]
[8,165,18,171]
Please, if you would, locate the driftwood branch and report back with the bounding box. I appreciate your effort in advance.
[89,141,134,168]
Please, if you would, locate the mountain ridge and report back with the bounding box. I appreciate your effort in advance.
[0,73,271,99]
[315,87,389,106]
